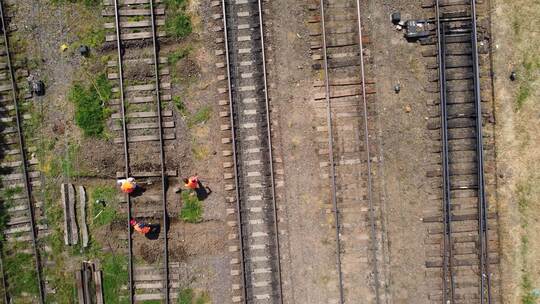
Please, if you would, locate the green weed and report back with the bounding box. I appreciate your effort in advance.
[166,14,192,38]
[178,288,210,304]
[179,288,194,304]
[50,0,101,6]
[188,106,212,127]
[191,144,209,161]
[102,253,129,304]
[3,252,39,297]
[68,74,112,137]
[91,186,119,226]
[165,0,188,10]
[180,191,202,223]
[164,0,192,39]
[80,27,106,49]
[173,96,189,117]
[168,48,191,66]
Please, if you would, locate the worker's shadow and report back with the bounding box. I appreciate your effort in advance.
[195,182,212,201]
[145,224,161,240]
[131,186,146,197]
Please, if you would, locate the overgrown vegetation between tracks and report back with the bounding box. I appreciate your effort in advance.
[178,288,210,304]
[180,191,203,223]
[68,74,113,138]
[164,0,193,38]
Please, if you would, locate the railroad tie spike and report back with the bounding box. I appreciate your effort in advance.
[228,245,239,252]
[218,75,226,81]
[219,111,229,118]
[232,296,242,303]
[215,62,225,69]
[226,208,235,215]
[231,284,241,291]
[210,0,220,7]
[223,162,233,169]
[215,37,224,44]
[223,173,234,179]
[227,221,237,227]
[221,137,231,144]
[212,26,223,32]
[229,258,239,265]
[222,150,233,157]
[228,233,238,240]
[230,269,241,276]
[212,13,222,20]
[224,184,235,191]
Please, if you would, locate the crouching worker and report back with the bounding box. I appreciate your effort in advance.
[130,219,160,239]
[117,177,136,194]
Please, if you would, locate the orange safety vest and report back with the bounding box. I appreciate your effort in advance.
[185,177,199,189]
[134,224,151,234]
[121,181,136,193]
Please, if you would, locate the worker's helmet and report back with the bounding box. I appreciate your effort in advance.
[130,219,137,226]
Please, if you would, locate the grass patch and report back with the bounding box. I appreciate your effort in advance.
[191,144,209,161]
[102,253,129,304]
[79,27,106,49]
[180,191,202,223]
[514,53,539,111]
[91,186,119,226]
[173,96,189,117]
[164,0,192,39]
[50,0,101,6]
[178,288,209,304]
[3,250,39,297]
[68,74,112,137]
[168,48,191,66]
[188,106,212,127]
[166,14,192,38]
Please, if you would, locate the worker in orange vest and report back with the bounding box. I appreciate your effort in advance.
[130,219,151,235]
[117,177,136,194]
[183,176,200,190]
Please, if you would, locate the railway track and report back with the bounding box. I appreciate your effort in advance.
[422,0,499,302]
[215,0,283,302]
[309,0,386,303]
[103,0,176,302]
[0,1,47,303]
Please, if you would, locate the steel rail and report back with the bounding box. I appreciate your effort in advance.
[112,0,134,302]
[435,2,455,302]
[318,0,344,303]
[354,1,381,302]
[220,0,248,302]
[148,0,170,302]
[0,2,45,303]
[256,0,284,302]
[470,0,491,302]
[0,253,8,303]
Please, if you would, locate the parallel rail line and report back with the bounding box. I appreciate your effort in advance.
[0,1,45,302]
[317,0,381,302]
[110,0,172,302]
[220,0,283,302]
[431,0,493,302]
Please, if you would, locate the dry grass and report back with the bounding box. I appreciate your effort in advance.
[493,0,540,302]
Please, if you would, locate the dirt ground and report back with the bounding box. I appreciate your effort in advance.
[365,1,434,302]
[266,0,340,302]
[490,0,540,303]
